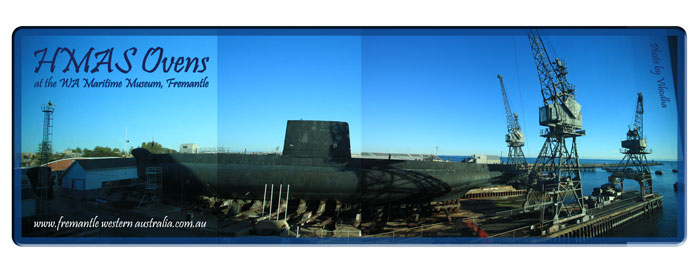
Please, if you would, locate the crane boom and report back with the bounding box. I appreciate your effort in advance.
[528,30,575,105]
[497,74,526,167]
[633,92,644,136]
[498,74,517,133]
[527,29,582,133]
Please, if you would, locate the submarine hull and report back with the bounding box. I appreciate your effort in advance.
[131,120,521,205]
[133,151,516,205]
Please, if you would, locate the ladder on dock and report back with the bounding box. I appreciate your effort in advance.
[139,167,162,209]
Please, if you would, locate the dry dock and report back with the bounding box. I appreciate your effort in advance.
[277,186,665,239]
[468,191,663,238]
[336,188,664,239]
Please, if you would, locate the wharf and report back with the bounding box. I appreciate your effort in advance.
[524,162,662,172]
[475,191,663,238]
[333,190,663,239]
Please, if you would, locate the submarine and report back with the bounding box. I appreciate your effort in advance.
[132,120,521,206]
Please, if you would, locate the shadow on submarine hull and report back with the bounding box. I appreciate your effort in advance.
[131,150,518,205]
[131,120,521,205]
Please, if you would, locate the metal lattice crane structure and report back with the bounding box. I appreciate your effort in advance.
[609,93,653,201]
[522,30,588,230]
[497,74,527,168]
[39,101,56,165]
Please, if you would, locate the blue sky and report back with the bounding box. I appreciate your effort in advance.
[17,29,681,160]
[358,32,679,160]
[217,35,361,153]
[18,34,218,154]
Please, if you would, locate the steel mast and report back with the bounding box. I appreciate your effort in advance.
[497,74,527,168]
[522,30,587,231]
[39,101,56,165]
[609,93,653,201]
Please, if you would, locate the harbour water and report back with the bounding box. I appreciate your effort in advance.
[579,159,681,238]
[441,156,682,238]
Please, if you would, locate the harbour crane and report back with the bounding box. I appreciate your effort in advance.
[522,29,588,231]
[609,93,653,200]
[497,74,527,168]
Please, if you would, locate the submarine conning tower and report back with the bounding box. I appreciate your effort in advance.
[131,120,352,177]
[282,120,351,159]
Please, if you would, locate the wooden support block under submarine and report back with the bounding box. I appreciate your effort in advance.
[131,120,521,205]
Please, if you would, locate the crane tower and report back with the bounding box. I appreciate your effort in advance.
[608,93,653,201]
[497,74,527,168]
[39,101,56,165]
[522,30,588,231]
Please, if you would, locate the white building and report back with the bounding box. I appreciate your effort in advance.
[180,143,199,154]
[60,158,138,190]
[471,154,502,164]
